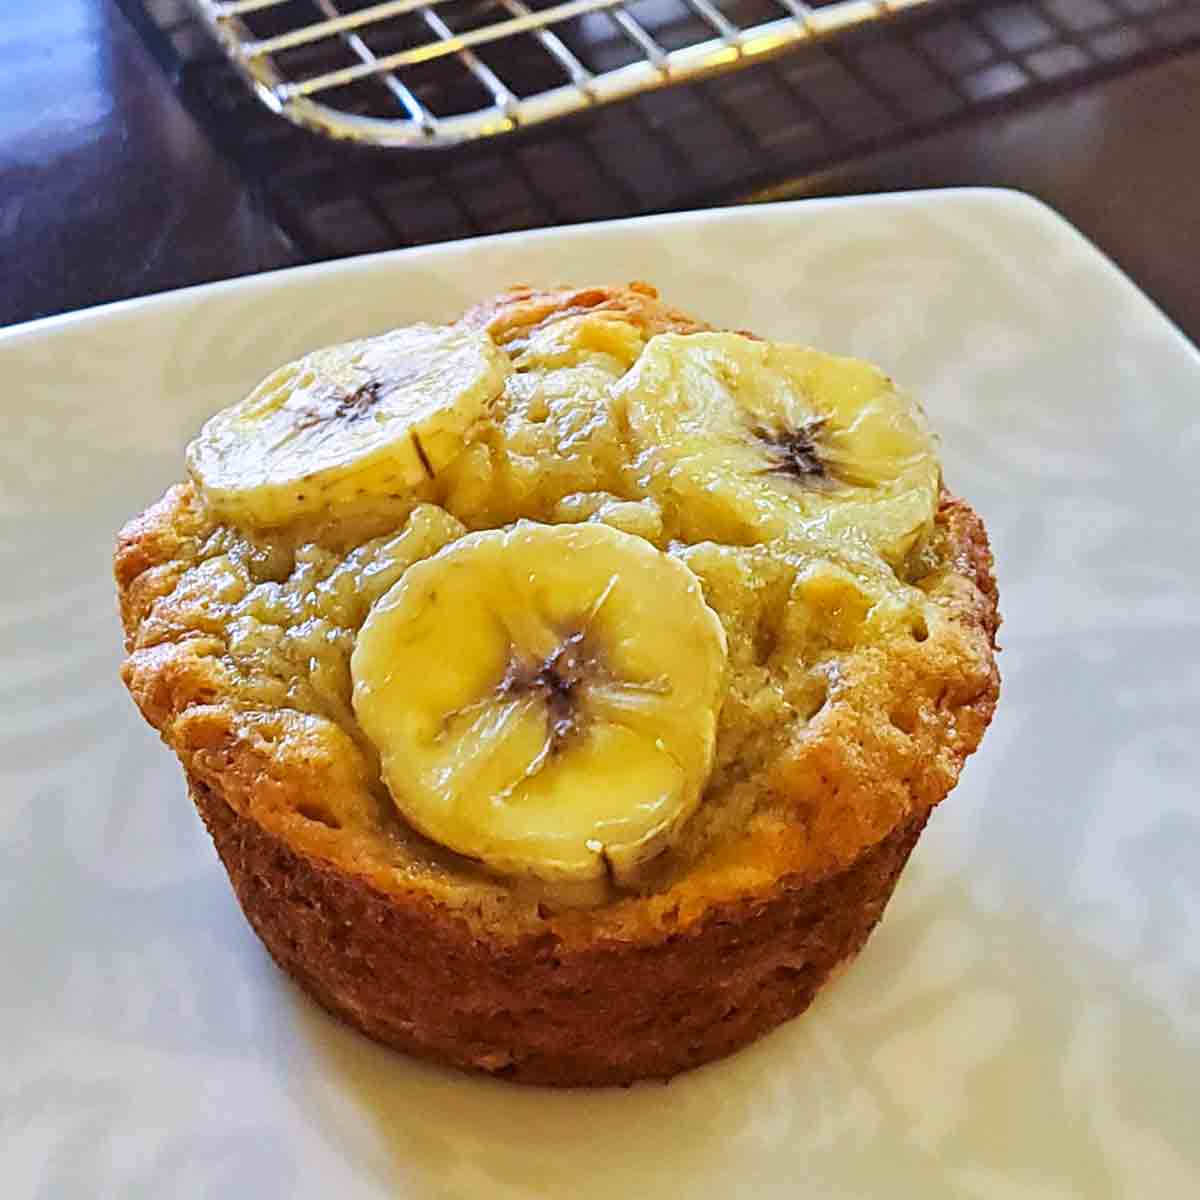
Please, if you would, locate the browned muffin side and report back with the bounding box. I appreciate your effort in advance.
[116,283,1000,1085]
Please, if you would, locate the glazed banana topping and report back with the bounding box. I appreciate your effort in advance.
[183,314,945,886]
[615,332,939,564]
[350,522,728,883]
[187,324,509,527]
[345,523,720,883]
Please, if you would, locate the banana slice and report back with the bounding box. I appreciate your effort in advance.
[350,521,728,884]
[615,332,939,564]
[187,324,510,528]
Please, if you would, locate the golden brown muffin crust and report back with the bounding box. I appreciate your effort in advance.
[462,281,711,348]
[190,774,930,1086]
[116,283,1000,1082]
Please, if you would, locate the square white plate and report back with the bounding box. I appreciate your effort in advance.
[3,189,1198,1198]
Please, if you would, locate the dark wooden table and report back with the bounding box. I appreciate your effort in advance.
[3,0,1198,341]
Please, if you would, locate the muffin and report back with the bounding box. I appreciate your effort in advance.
[115,283,1000,1086]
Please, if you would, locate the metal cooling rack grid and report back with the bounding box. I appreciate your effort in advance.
[121,0,1200,257]
[190,0,942,147]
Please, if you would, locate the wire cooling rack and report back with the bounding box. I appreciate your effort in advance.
[192,0,937,146]
[124,0,1200,256]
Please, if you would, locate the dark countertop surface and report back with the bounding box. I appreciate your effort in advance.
[3,0,1198,341]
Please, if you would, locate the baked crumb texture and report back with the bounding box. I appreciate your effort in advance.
[116,284,1000,1085]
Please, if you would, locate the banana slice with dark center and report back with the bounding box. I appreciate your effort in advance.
[350,521,728,885]
[615,331,940,564]
[187,324,510,528]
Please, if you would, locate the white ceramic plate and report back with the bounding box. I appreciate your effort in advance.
[3,190,1198,1199]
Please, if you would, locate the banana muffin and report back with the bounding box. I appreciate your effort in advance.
[115,283,1000,1086]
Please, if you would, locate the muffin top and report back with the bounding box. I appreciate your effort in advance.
[116,284,999,941]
